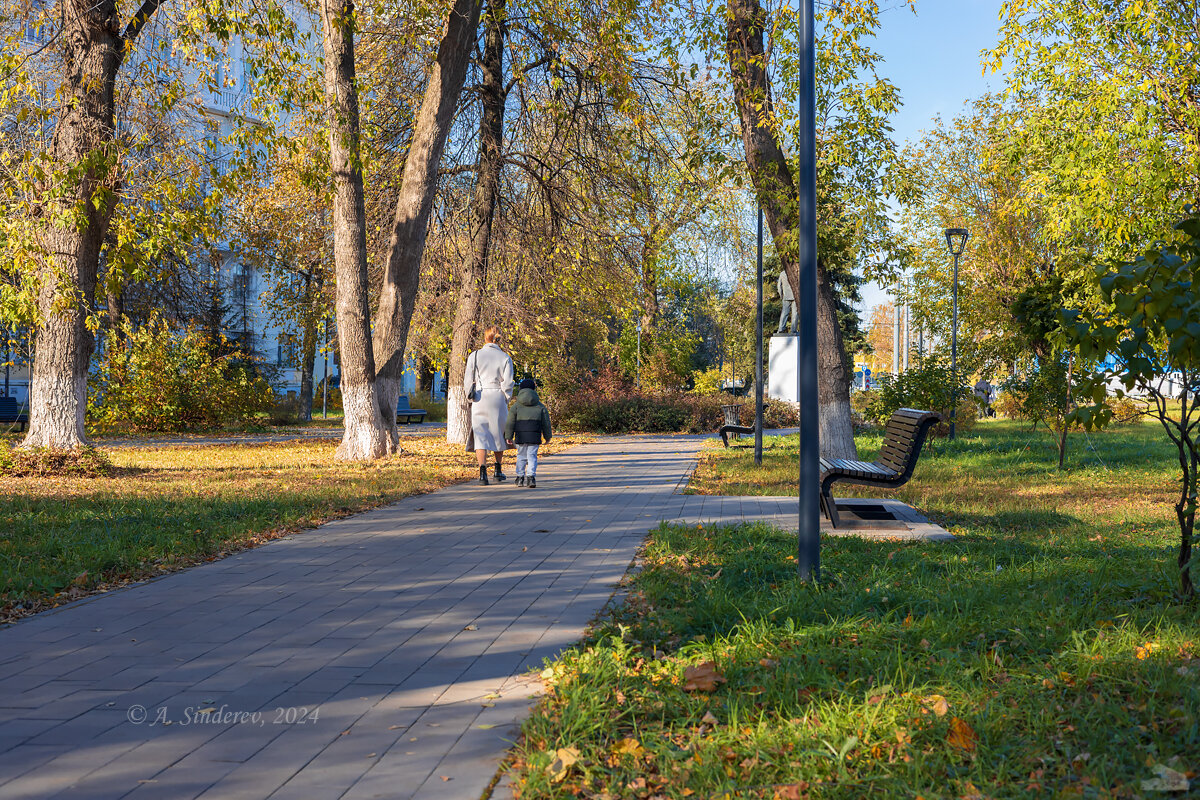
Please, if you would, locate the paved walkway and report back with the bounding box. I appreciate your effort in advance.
[0,435,947,800]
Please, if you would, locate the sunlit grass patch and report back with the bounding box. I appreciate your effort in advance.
[507,421,1199,798]
[0,434,587,621]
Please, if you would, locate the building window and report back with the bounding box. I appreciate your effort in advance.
[23,3,49,43]
[276,334,300,369]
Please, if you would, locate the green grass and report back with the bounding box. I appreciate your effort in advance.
[507,420,1199,798]
[0,434,584,621]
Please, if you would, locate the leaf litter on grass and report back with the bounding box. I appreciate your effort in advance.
[507,421,1200,799]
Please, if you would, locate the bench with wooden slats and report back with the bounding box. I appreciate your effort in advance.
[718,424,756,447]
[395,395,427,424]
[0,396,28,432]
[819,408,941,527]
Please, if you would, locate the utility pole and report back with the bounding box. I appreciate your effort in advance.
[892,293,900,377]
[755,206,764,465]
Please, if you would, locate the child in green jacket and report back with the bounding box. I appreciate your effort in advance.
[504,378,552,487]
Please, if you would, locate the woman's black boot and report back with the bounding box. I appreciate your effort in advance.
[493,463,507,482]
[479,465,489,485]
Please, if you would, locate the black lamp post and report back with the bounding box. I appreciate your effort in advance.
[796,0,819,582]
[943,227,969,440]
[755,205,764,465]
[322,316,330,419]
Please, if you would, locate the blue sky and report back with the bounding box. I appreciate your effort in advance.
[858,0,1006,313]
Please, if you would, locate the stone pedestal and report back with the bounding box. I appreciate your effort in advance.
[768,334,800,402]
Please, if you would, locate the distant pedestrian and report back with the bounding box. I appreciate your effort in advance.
[974,377,995,418]
[465,325,514,485]
[505,377,552,488]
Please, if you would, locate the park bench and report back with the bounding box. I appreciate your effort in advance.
[718,403,755,446]
[0,396,28,432]
[396,395,427,424]
[820,408,941,528]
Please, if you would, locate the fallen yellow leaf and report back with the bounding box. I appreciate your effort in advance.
[1136,642,1160,660]
[547,747,579,782]
[1141,763,1189,792]
[922,694,950,717]
[683,661,727,692]
[611,737,642,757]
[947,717,978,752]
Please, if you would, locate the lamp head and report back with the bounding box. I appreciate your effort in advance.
[944,227,969,257]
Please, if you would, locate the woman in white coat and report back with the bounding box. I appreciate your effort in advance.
[464,325,515,485]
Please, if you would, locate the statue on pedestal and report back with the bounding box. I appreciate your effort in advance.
[776,271,797,334]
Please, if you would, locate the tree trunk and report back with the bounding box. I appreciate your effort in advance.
[815,265,856,456]
[1180,454,1196,598]
[1175,374,1196,598]
[725,0,856,459]
[417,355,435,394]
[640,239,660,335]
[22,1,129,450]
[447,0,506,446]
[373,0,483,447]
[320,0,390,460]
[298,309,317,423]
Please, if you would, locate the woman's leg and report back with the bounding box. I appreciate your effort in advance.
[476,449,487,467]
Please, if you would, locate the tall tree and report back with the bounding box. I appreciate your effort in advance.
[445,0,507,444]
[725,0,858,459]
[18,0,166,450]
[320,0,391,460]
[989,0,1200,255]
[372,0,483,448]
[236,147,332,423]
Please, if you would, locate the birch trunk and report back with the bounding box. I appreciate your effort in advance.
[373,0,483,448]
[447,0,505,446]
[725,0,857,460]
[320,0,390,460]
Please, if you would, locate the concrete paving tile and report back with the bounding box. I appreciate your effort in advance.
[0,737,144,799]
[0,435,739,799]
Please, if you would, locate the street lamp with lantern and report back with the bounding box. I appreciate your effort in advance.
[943,227,969,440]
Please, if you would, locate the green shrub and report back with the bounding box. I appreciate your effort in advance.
[544,366,799,434]
[406,392,446,423]
[270,395,303,425]
[993,386,1025,419]
[850,389,876,422]
[690,367,725,395]
[1107,396,1145,426]
[90,315,275,433]
[866,358,975,437]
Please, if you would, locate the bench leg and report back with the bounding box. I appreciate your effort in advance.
[820,482,841,528]
[719,426,730,447]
